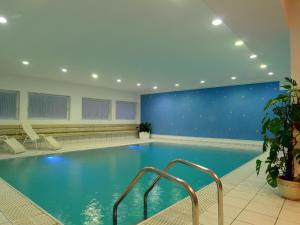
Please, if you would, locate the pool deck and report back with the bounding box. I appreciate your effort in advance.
[0,138,299,225]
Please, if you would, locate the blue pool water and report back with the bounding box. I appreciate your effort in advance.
[0,142,260,225]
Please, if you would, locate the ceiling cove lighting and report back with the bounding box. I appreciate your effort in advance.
[92,73,98,79]
[137,83,141,87]
[175,83,180,87]
[260,64,267,69]
[231,76,237,80]
[268,72,274,76]
[22,60,29,65]
[61,68,68,73]
[153,86,158,90]
[234,40,244,46]
[212,18,223,26]
[200,80,205,84]
[0,16,7,24]
[249,54,257,59]
[116,79,122,83]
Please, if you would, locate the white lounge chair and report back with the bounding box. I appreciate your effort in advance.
[0,136,26,154]
[21,121,61,150]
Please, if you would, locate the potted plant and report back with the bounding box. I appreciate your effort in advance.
[137,122,152,139]
[256,77,300,200]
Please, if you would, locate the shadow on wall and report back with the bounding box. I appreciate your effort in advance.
[141,82,280,141]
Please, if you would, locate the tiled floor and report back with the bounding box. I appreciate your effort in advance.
[0,138,299,225]
[139,151,300,225]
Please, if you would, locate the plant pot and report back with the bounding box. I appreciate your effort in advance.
[277,177,300,200]
[139,132,150,139]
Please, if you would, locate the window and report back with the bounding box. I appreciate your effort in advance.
[116,101,136,120]
[0,90,19,119]
[28,93,70,119]
[82,98,111,120]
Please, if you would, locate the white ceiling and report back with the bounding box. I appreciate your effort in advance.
[0,0,289,93]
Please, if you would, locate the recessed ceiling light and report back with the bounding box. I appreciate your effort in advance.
[117,79,122,83]
[153,86,158,90]
[200,80,205,84]
[22,60,29,65]
[268,72,274,76]
[260,64,267,69]
[249,54,257,59]
[212,18,223,26]
[61,68,68,73]
[92,73,98,79]
[137,83,141,86]
[231,76,237,80]
[0,16,7,24]
[235,40,244,46]
[175,83,180,87]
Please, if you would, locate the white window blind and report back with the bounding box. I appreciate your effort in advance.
[116,101,136,120]
[28,93,70,119]
[0,90,19,119]
[82,98,111,120]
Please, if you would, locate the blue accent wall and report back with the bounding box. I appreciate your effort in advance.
[141,82,280,140]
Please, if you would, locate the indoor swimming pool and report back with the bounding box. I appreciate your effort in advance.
[0,142,260,225]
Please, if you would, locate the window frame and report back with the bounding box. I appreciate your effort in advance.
[115,100,137,120]
[0,89,20,120]
[27,92,70,120]
[82,97,112,120]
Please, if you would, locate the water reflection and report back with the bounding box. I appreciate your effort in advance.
[82,199,104,225]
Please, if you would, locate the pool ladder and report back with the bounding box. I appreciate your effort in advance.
[112,159,223,225]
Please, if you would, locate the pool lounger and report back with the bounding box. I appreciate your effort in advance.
[0,136,26,154]
[22,121,62,150]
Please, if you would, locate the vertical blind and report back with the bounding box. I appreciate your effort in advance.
[116,101,136,120]
[82,98,111,120]
[28,93,70,119]
[0,90,19,119]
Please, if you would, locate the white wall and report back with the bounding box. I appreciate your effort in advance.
[0,75,140,124]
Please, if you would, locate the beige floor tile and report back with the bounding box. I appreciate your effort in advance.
[236,209,277,225]
[200,211,233,225]
[251,194,284,208]
[0,213,9,224]
[276,219,300,225]
[231,220,253,225]
[245,201,282,217]
[279,207,300,224]
[283,200,300,211]
[226,190,256,201]
[223,196,249,209]
[207,203,243,219]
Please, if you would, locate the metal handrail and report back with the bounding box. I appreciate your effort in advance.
[113,166,200,225]
[143,159,223,225]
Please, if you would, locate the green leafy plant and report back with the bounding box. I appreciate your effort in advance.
[137,122,152,133]
[256,77,300,187]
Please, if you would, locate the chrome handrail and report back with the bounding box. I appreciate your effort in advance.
[113,166,200,225]
[143,159,223,225]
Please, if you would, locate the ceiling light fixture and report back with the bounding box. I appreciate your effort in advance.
[0,16,7,24]
[231,76,237,80]
[61,68,68,73]
[92,73,98,79]
[137,83,141,86]
[175,83,180,87]
[249,54,257,59]
[200,80,205,84]
[153,86,158,90]
[117,79,122,83]
[22,60,29,65]
[235,40,244,46]
[260,64,267,69]
[268,72,274,76]
[212,18,223,26]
